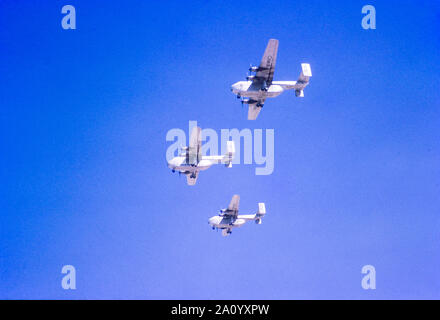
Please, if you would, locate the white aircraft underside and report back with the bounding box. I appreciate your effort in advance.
[168,156,226,173]
[231,81,284,99]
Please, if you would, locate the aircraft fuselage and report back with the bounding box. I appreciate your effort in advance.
[208,214,259,229]
[231,81,284,100]
[167,156,212,173]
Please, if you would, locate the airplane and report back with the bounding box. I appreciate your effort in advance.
[231,39,312,120]
[167,126,235,186]
[208,195,266,236]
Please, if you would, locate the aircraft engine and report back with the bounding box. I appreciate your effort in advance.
[241,98,257,105]
[249,66,259,72]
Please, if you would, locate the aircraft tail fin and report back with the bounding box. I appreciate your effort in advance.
[257,203,266,216]
[295,63,312,97]
[224,141,235,168]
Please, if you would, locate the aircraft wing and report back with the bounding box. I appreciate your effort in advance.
[247,99,265,120]
[225,195,240,217]
[186,171,199,186]
[188,126,202,165]
[255,39,279,86]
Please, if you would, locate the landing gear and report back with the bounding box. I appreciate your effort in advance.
[172,169,175,173]
[237,95,241,99]
[256,103,263,108]
[190,173,196,179]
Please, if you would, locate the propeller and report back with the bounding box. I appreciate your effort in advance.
[247,63,257,79]
[249,64,259,73]
[249,64,260,73]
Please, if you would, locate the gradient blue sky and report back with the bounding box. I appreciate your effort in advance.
[1,0,439,299]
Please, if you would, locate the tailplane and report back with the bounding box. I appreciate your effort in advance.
[224,141,235,168]
[271,63,312,97]
[255,203,266,224]
[295,63,312,97]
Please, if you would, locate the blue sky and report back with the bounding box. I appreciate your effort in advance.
[1,0,439,299]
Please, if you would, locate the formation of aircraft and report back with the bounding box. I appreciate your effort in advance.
[208,195,266,236]
[231,39,312,120]
[168,39,312,235]
[167,126,235,186]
